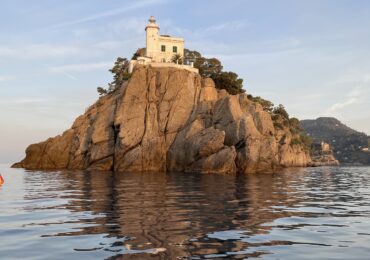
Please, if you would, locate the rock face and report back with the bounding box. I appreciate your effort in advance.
[311,153,340,167]
[13,65,311,173]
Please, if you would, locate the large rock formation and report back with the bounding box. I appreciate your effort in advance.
[13,65,311,173]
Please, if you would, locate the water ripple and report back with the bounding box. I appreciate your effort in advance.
[1,166,370,259]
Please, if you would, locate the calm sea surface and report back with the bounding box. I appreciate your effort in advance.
[1,165,370,259]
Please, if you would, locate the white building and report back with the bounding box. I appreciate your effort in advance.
[145,16,184,63]
[129,16,198,74]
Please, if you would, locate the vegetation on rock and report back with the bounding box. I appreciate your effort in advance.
[248,94,312,150]
[184,49,245,95]
[131,48,145,60]
[97,87,108,96]
[247,95,274,113]
[212,72,244,95]
[171,54,183,64]
[97,57,131,96]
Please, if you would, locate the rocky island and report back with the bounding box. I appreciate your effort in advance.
[12,65,313,173]
[12,17,313,173]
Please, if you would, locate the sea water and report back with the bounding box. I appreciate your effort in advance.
[1,164,370,259]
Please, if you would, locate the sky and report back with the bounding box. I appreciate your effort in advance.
[1,0,370,163]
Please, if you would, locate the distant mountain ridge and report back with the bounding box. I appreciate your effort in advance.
[300,117,370,165]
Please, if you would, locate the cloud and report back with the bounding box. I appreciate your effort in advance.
[0,97,48,104]
[0,75,14,82]
[68,17,147,44]
[325,97,358,113]
[0,44,83,60]
[53,70,78,80]
[0,41,125,60]
[48,0,166,29]
[202,20,248,34]
[163,19,248,39]
[325,73,370,87]
[324,83,369,115]
[49,61,112,73]
[46,61,113,80]
[106,16,148,35]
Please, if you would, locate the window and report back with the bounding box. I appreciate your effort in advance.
[161,45,166,52]
[173,46,177,53]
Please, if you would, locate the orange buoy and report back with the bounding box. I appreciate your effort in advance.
[0,174,4,185]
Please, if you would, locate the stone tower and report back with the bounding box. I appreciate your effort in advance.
[145,16,159,60]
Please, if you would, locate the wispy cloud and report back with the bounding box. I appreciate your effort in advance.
[0,97,48,104]
[49,0,166,29]
[0,41,125,60]
[0,44,82,59]
[324,77,370,115]
[164,19,248,39]
[0,75,14,82]
[325,96,358,114]
[49,62,112,73]
[46,61,113,80]
[202,20,248,34]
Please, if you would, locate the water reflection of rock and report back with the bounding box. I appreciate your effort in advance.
[23,169,319,259]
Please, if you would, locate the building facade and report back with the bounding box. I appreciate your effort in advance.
[128,16,198,74]
[145,16,184,63]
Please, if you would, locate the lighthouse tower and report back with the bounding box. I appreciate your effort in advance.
[145,16,160,61]
[128,16,197,73]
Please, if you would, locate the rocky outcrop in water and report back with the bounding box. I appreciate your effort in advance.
[310,141,340,166]
[13,65,311,173]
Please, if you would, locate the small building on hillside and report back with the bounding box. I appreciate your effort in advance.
[321,141,331,153]
[311,141,333,156]
[311,141,340,166]
[129,16,198,74]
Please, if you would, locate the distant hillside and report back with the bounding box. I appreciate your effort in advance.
[300,117,370,165]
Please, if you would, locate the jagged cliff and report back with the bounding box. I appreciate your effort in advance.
[13,65,311,173]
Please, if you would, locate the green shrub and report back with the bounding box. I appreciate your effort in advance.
[97,87,107,96]
[121,72,131,81]
[184,49,223,77]
[110,57,129,89]
[273,104,289,120]
[131,48,145,60]
[184,49,244,95]
[290,138,301,146]
[300,133,312,150]
[290,134,312,150]
[97,57,131,96]
[171,54,183,64]
[250,99,311,150]
[212,71,245,95]
[248,95,274,112]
